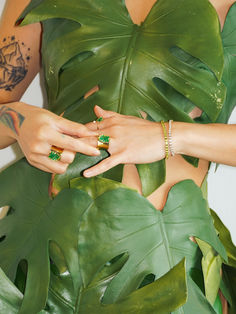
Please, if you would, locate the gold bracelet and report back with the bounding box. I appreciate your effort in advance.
[161,120,169,159]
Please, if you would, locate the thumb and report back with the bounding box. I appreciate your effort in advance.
[94,105,117,119]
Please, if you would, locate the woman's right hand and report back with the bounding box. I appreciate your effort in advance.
[7,102,100,174]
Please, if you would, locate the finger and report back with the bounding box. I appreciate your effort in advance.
[57,117,98,137]
[83,154,121,177]
[29,161,55,173]
[85,119,111,131]
[85,120,100,131]
[48,131,100,156]
[30,154,70,174]
[29,142,76,163]
[60,150,76,164]
[79,136,98,147]
[94,105,118,119]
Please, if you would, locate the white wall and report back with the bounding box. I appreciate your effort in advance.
[0,0,236,244]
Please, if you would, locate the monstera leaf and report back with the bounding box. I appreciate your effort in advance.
[18,0,226,195]
[210,209,236,313]
[216,2,236,124]
[0,267,23,313]
[0,260,187,314]
[0,159,227,313]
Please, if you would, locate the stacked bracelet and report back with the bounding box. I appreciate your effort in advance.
[161,120,175,159]
[168,120,175,157]
[161,121,169,159]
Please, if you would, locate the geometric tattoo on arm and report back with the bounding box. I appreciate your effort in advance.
[0,105,25,136]
[0,36,30,91]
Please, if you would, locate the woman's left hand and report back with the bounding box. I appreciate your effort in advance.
[83,105,166,177]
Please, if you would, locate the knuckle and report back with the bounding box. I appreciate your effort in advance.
[27,153,35,162]
[30,143,41,153]
[35,127,46,141]
[27,157,34,166]
[68,154,75,163]
[112,124,121,136]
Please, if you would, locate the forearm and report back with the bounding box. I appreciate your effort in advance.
[174,122,236,166]
[0,102,24,149]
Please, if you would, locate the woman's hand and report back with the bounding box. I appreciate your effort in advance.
[7,102,99,174]
[83,105,165,177]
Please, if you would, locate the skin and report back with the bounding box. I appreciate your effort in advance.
[0,0,236,201]
[0,0,234,311]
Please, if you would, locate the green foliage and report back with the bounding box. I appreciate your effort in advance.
[18,0,227,195]
[196,238,223,305]
[0,267,23,313]
[0,159,226,313]
[211,210,236,313]
[0,0,233,312]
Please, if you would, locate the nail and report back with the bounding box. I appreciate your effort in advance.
[84,171,92,177]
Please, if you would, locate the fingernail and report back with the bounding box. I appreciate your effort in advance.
[84,171,92,177]
[94,149,100,155]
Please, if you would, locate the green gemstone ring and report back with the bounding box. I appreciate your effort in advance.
[96,117,103,122]
[97,134,110,150]
[48,150,62,161]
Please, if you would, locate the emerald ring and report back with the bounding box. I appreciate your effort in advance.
[93,117,103,130]
[97,134,110,150]
[48,145,64,161]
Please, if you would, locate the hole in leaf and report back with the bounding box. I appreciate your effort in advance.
[170,46,214,75]
[139,273,155,289]
[94,253,129,295]
[106,252,128,266]
[139,110,148,119]
[44,303,50,311]
[60,51,94,74]
[14,259,28,295]
[84,85,100,99]
[7,207,15,216]
[0,235,6,243]
[153,77,197,115]
[49,241,68,276]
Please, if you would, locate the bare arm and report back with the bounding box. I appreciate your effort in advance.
[0,0,41,148]
[173,122,236,166]
[82,107,236,177]
[0,0,99,174]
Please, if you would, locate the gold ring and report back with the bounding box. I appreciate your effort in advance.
[48,145,64,161]
[97,134,109,150]
[93,117,103,131]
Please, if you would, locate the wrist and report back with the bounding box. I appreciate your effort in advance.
[171,121,189,155]
[0,102,26,140]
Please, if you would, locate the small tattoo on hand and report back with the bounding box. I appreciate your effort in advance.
[0,105,25,135]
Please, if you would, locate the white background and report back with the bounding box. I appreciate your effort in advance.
[0,1,236,244]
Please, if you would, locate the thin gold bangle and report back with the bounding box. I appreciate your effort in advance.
[161,120,169,159]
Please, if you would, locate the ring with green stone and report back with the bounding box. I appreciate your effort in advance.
[97,134,110,150]
[48,150,61,161]
[93,117,104,130]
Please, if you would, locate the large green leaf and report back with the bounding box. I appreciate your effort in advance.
[216,2,236,124]
[0,161,88,313]
[196,238,222,305]
[18,0,226,194]
[211,209,236,268]
[71,177,226,305]
[0,159,226,313]
[0,259,187,314]
[0,267,23,313]
[222,265,236,314]
[210,209,236,313]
